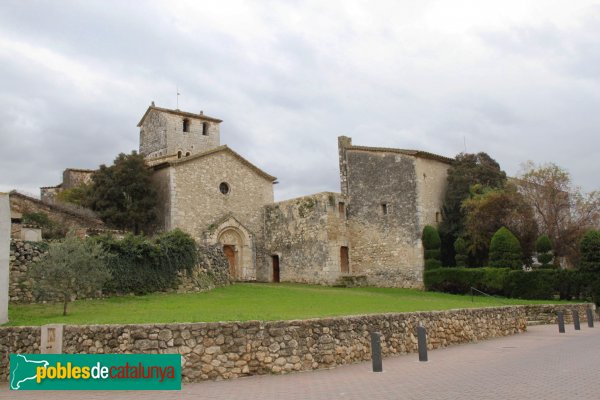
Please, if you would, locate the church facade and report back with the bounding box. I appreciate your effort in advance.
[136,104,452,288]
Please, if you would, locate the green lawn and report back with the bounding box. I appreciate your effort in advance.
[4,283,572,326]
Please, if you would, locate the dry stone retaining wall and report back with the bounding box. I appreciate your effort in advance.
[1,304,592,383]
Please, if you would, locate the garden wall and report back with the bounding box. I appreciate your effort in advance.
[1,304,591,382]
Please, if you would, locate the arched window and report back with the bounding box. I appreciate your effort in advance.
[185,151,191,157]
[177,151,182,159]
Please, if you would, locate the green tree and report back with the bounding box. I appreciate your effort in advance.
[489,227,522,269]
[29,236,111,315]
[439,152,507,266]
[517,162,600,267]
[462,184,537,267]
[536,235,553,268]
[88,151,157,234]
[580,229,600,272]
[422,225,442,269]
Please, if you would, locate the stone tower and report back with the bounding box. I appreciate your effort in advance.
[137,102,222,159]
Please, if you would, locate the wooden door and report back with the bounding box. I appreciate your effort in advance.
[272,255,280,283]
[223,245,236,278]
[340,246,349,273]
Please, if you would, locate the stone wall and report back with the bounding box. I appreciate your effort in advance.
[9,240,47,303]
[1,304,593,383]
[522,303,594,324]
[264,192,349,284]
[62,169,94,190]
[9,240,229,304]
[10,191,104,235]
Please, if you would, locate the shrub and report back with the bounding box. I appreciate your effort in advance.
[422,225,442,268]
[93,229,198,295]
[536,235,553,267]
[453,238,468,267]
[580,229,600,272]
[502,270,557,299]
[422,225,441,250]
[489,227,522,269]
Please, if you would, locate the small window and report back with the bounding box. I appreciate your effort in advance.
[381,203,388,215]
[338,202,345,219]
[177,151,182,159]
[183,118,190,132]
[185,151,191,157]
[202,122,209,136]
[435,212,441,223]
[219,182,230,195]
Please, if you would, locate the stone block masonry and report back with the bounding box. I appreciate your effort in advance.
[2,304,591,383]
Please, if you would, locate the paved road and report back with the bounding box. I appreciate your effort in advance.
[2,324,598,400]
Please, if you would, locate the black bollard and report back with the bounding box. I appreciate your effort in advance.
[371,331,383,372]
[573,310,581,331]
[417,326,428,362]
[586,308,594,328]
[557,311,565,333]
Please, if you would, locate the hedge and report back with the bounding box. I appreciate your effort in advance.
[424,267,600,302]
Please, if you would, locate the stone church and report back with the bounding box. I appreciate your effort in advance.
[44,103,453,288]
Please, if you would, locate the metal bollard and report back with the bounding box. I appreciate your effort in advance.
[417,326,428,362]
[586,308,594,328]
[370,331,383,372]
[557,311,565,333]
[573,310,581,331]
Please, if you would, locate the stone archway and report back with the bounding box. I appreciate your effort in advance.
[217,228,244,280]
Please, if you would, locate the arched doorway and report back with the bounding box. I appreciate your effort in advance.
[218,228,244,280]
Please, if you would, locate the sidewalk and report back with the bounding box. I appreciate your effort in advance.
[2,324,598,400]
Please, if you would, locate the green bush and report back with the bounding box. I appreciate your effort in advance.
[424,259,442,270]
[422,225,441,250]
[453,238,468,267]
[503,270,557,299]
[489,227,522,269]
[536,235,553,267]
[424,267,508,295]
[580,229,600,272]
[93,229,198,295]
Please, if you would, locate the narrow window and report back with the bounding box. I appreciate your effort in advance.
[185,151,191,157]
[381,203,388,215]
[202,122,209,136]
[183,118,190,132]
[177,151,182,159]
[435,212,440,223]
[338,202,345,219]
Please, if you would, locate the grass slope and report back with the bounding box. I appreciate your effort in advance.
[5,283,570,326]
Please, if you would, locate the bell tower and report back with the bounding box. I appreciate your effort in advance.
[138,102,222,159]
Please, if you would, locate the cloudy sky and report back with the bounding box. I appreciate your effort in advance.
[1,0,599,201]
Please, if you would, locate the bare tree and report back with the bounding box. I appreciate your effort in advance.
[516,162,600,267]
